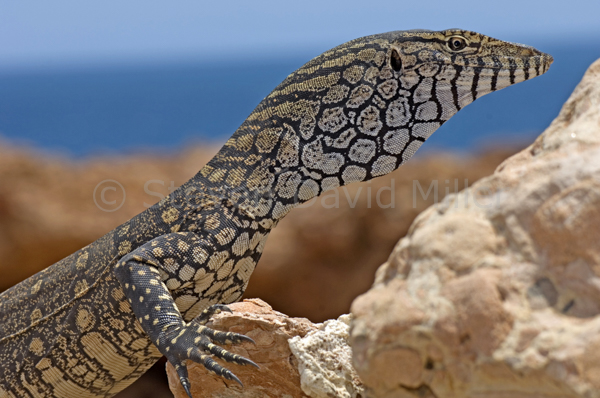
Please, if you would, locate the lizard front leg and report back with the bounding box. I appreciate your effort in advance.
[113,232,258,397]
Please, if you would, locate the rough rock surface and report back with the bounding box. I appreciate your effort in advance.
[350,59,600,398]
[166,299,317,398]
[289,314,364,398]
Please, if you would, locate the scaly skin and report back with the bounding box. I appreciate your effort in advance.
[0,29,552,398]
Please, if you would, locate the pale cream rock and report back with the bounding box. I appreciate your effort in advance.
[289,314,364,398]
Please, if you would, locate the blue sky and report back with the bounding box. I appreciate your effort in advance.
[1,0,599,69]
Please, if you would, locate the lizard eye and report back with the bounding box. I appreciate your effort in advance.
[447,36,468,52]
[390,49,403,72]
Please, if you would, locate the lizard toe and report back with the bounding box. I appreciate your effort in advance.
[194,304,232,325]
[199,325,256,345]
[173,361,193,398]
[201,356,244,387]
[198,341,259,368]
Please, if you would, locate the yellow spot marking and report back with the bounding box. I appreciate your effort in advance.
[199,165,214,177]
[111,287,125,301]
[215,227,236,245]
[208,168,227,183]
[235,134,254,152]
[74,280,88,295]
[343,65,364,84]
[75,251,89,269]
[207,251,229,270]
[29,337,44,356]
[175,295,197,313]
[255,127,282,154]
[269,72,340,97]
[120,301,131,312]
[30,308,42,322]
[204,213,221,230]
[205,280,226,296]
[216,259,235,280]
[192,247,209,264]
[75,308,94,332]
[166,278,181,290]
[225,166,247,187]
[179,264,195,281]
[193,270,214,293]
[30,280,43,295]
[162,207,179,224]
[232,233,250,256]
[357,48,377,62]
[177,240,190,252]
[118,240,132,256]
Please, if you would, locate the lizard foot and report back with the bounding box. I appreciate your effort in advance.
[165,322,258,397]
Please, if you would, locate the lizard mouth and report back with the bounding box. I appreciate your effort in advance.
[438,37,553,73]
[446,51,553,84]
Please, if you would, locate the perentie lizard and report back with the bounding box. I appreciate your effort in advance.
[0,29,552,398]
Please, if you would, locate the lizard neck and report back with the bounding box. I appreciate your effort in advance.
[188,41,446,225]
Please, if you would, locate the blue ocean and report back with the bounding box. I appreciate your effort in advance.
[1,41,599,157]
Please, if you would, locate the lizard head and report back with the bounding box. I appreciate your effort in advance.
[388,29,553,109]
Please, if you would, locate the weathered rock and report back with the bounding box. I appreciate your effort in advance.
[289,314,364,398]
[166,299,316,398]
[350,59,600,397]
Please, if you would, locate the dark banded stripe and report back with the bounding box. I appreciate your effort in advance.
[471,70,480,100]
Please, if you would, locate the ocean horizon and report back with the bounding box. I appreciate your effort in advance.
[1,40,599,158]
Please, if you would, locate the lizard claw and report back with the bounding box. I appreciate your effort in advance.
[199,326,255,345]
[174,362,193,398]
[164,322,258,392]
[200,355,244,387]
[236,333,256,346]
[227,371,244,388]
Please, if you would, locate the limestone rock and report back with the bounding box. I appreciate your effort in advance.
[350,59,600,397]
[289,314,364,398]
[166,299,316,398]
